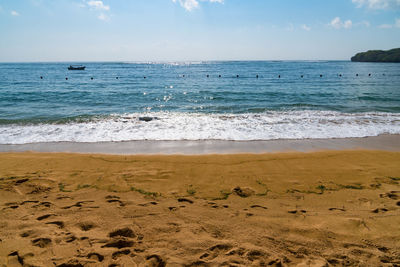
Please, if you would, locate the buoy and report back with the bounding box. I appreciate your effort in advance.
[218,75,221,78]
[339,74,342,77]
[368,73,371,77]
[65,77,68,80]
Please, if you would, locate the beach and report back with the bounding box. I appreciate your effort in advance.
[1,142,399,266]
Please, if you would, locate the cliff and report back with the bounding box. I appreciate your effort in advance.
[351,48,400,62]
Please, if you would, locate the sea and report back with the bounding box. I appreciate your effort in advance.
[0,61,399,144]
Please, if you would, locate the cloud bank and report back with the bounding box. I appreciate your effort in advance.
[172,0,224,11]
[330,17,352,29]
[87,0,110,11]
[352,0,400,9]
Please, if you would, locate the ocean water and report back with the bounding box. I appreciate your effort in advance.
[0,61,399,144]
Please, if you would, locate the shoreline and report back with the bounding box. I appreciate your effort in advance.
[1,134,399,154]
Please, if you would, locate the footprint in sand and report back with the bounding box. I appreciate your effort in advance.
[8,251,24,266]
[372,208,389,213]
[200,244,233,260]
[32,237,52,248]
[32,201,52,208]
[20,230,36,238]
[102,239,134,249]
[102,227,137,249]
[250,205,268,210]
[145,254,166,267]
[78,222,96,231]
[45,221,65,229]
[64,232,77,243]
[380,191,399,200]
[20,200,39,205]
[329,207,346,212]
[4,202,19,209]
[112,249,131,259]
[61,200,97,209]
[288,210,307,214]
[106,196,126,206]
[138,201,158,207]
[87,252,104,262]
[14,178,29,185]
[109,227,136,238]
[36,214,56,221]
[232,186,255,198]
[177,198,194,204]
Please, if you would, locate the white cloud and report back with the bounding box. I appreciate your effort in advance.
[301,24,311,31]
[172,0,223,11]
[87,0,110,11]
[377,18,400,28]
[379,24,393,28]
[330,17,352,29]
[352,0,400,9]
[344,20,353,28]
[11,10,19,16]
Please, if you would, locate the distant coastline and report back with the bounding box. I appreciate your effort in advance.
[351,48,400,63]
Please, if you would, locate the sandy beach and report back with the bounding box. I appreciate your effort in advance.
[0,148,399,266]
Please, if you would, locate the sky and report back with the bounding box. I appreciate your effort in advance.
[0,0,399,62]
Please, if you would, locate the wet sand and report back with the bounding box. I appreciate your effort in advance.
[1,135,400,154]
[0,150,399,266]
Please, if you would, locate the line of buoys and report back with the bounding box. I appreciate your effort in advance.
[39,73,388,81]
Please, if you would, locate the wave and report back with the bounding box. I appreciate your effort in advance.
[0,111,399,144]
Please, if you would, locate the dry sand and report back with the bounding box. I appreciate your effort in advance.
[0,150,399,266]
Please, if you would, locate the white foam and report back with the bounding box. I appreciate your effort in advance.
[1,111,400,144]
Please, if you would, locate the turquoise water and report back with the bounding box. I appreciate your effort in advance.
[0,61,399,143]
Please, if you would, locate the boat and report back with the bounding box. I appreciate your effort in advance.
[68,65,86,70]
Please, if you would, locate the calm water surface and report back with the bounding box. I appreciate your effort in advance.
[0,61,399,143]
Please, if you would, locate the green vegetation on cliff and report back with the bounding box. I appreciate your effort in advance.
[351,48,400,62]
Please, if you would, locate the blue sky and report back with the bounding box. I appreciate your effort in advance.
[0,0,399,61]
